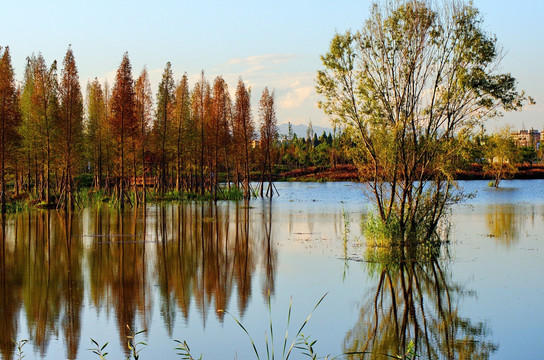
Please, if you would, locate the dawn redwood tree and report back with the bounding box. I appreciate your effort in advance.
[155,62,175,194]
[102,81,116,191]
[19,57,38,195]
[27,54,59,205]
[85,79,102,189]
[110,52,137,207]
[233,78,254,199]
[0,47,20,213]
[209,76,231,199]
[58,45,84,208]
[191,72,210,194]
[86,78,109,190]
[317,0,528,242]
[258,87,278,198]
[172,73,191,192]
[134,67,153,203]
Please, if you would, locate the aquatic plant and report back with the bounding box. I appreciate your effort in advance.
[217,292,329,360]
[88,338,109,360]
[12,339,27,360]
[174,340,202,360]
[363,211,402,246]
[126,325,147,360]
[86,325,147,360]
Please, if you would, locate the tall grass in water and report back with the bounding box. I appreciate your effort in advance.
[4,185,245,212]
[363,211,402,246]
[83,294,339,360]
[219,292,329,360]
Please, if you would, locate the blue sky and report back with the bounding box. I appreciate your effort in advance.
[1,0,542,130]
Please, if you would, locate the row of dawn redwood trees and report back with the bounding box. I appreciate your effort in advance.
[0,47,278,212]
[0,46,279,212]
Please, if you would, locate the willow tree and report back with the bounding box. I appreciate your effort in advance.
[317,0,527,242]
[58,45,83,208]
[483,127,519,188]
[0,47,20,213]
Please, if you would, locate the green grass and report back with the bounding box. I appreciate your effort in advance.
[1,184,250,213]
[363,211,402,246]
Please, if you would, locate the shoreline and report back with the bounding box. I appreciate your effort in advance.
[277,164,544,182]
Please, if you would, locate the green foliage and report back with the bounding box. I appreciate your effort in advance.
[88,338,109,360]
[75,189,109,207]
[126,325,147,360]
[87,327,146,360]
[363,212,402,246]
[4,199,28,213]
[483,127,520,187]
[219,292,328,360]
[397,340,418,360]
[74,173,93,188]
[317,0,528,242]
[12,339,28,360]
[149,186,243,202]
[174,340,202,360]
[295,333,318,360]
[519,146,538,164]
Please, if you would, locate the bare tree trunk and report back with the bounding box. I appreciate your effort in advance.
[46,138,51,204]
[142,139,146,205]
[133,141,138,206]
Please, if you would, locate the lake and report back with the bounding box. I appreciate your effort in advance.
[0,181,543,359]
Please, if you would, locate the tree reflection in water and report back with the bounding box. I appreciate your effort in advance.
[87,206,151,357]
[0,211,84,360]
[344,243,497,360]
[0,202,277,359]
[0,213,24,360]
[485,204,523,247]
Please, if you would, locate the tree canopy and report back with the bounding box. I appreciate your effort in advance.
[317,0,528,242]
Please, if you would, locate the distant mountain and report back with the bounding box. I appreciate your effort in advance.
[277,123,333,138]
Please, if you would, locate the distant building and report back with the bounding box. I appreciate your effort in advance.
[511,129,540,149]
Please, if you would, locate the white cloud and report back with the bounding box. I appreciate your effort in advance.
[227,54,298,66]
[279,86,314,109]
[225,54,299,75]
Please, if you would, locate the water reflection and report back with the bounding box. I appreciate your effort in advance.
[0,202,276,359]
[0,214,23,360]
[86,207,151,355]
[485,204,523,247]
[345,245,497,360]
[0,211,85,360]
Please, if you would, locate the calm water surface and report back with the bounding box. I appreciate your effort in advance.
[0,181,542,359]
